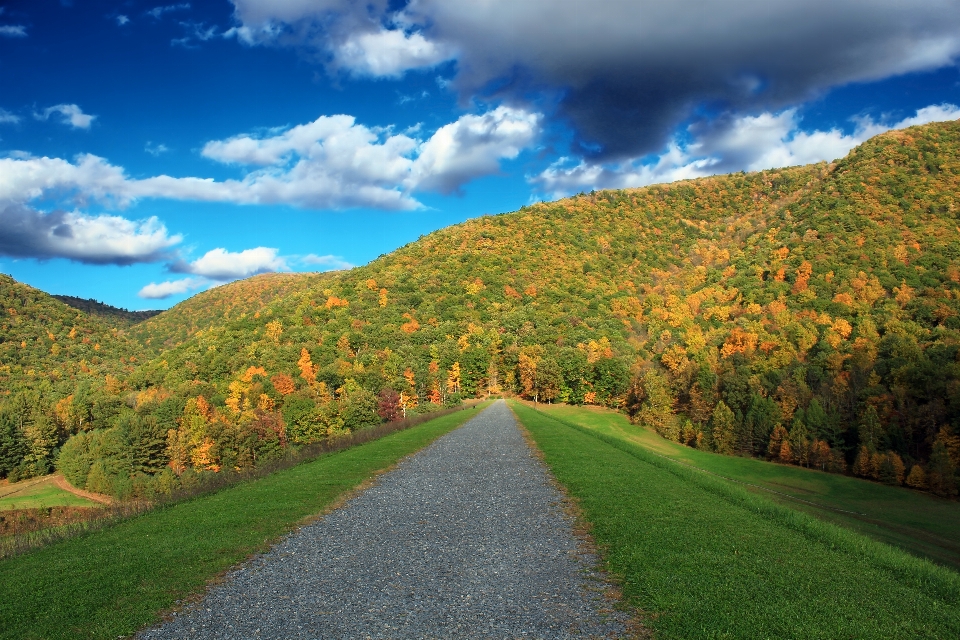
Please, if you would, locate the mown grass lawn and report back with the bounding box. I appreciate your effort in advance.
[0,405,485,640]
[511,401,960,639]
[537,402,960,571]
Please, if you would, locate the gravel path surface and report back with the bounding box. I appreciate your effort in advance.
[139,400,627,639]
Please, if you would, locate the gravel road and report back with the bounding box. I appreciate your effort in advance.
[139,400,628,639]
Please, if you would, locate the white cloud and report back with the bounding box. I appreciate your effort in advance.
[334,29,454,78]
[535,104,960,197]
[116,15,130,26]
[147,4,190,19]
[36,104,96,129]
[0,108,19,124]
[412,106,540,193]
[138,277,206,299]
[302,254,354,270]
[172,21,220,48]
[170,247,288,280]
[145,142,169,156]
[0,108,539,214]
[0,25,26,38]
[0,202,181,265]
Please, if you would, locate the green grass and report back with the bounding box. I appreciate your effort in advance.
[0,405,485,640]
[0,478,98,511]
[538,403,960,571]
[511,401,960,639]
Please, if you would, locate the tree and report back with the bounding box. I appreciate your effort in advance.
[711,401,736,454]
[0,410,29,479]
[339,384,379,432]
[878,452,905,485]
[591,357,630,407]
[767,424,788,460]
[858,405,884,453]
[631,369,678,441]
[905,465,927,489]
[517,349,540,400]
[377,387,403,422]
[852,446,874,478]
[536,356,563,403]
[788,417,810,466]
[745,394,782,456]
[927,441,958,497]
[271,373,295,396]
[298,348,317,384]
[446,362,461,395]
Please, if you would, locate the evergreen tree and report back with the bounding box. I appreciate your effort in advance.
[711,401,736,455]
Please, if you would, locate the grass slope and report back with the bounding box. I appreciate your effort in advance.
[511,401,960,639]
[538,404,960,570]
[0,405,483,640]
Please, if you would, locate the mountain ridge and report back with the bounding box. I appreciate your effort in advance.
[3,119,959,499]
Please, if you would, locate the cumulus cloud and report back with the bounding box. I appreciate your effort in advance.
[0,108,19,124]
[169,247,288,280]
[228,0,960,161]
[302,254,354,270]
[412,107,541,193]
[0,25,26,37]
[0,108,538,226]
[36,104,96,129]
[0,201,181,265]
[116,15,130,26]
[535,104,960,197]
[138,277,206,299]
[334,29,454,78]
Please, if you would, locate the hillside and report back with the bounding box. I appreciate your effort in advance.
[0,275,146,479]
[128,272,329,352]
[52,296,162,329]
[4,119,960,500]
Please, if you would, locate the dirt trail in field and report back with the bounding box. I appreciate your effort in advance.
[51,475,113,505]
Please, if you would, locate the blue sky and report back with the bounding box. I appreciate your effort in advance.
[1,0,959,310]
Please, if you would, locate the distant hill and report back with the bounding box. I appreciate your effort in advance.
[52,295,162,329]
[128,272,330,352]
[4,119,960,499]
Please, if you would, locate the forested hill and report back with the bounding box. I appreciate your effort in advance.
[128,272,328,353]
[52,295,162,329]
[5,119,960,499]
[0,275,147,477]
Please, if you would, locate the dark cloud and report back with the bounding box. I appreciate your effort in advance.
[0,202,180,265]
[231,0,960,160]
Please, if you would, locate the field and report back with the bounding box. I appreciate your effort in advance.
[0,475,99,511]
[511,401,960,639]
[0,405,484,640]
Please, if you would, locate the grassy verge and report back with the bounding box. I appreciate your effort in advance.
[511,401,960,639]
[538,403,960,570]
[0,404,486,640]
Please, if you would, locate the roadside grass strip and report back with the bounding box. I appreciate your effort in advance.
[538,404,960,571]
[0,405,485,640]
[510,401,960,639]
